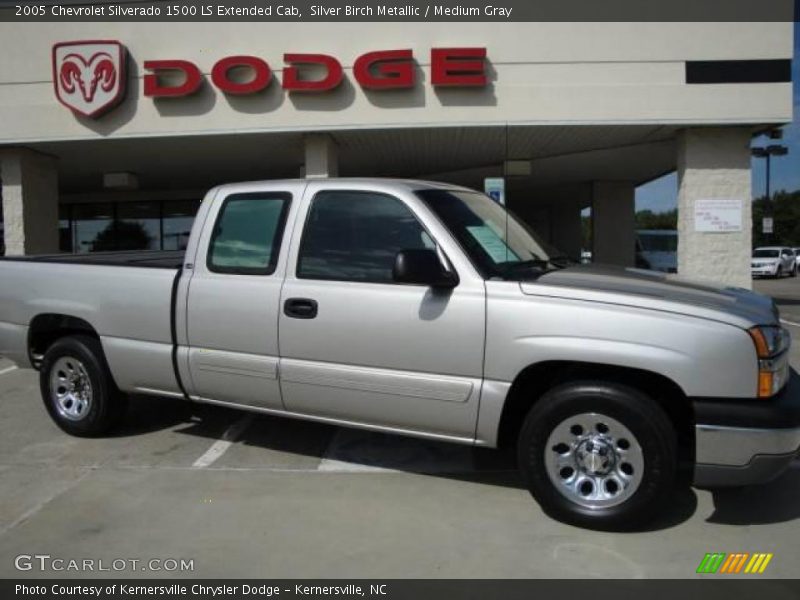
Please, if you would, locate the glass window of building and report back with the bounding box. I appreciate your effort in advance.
[59,204,72,253]
[163,200,200,250]
[59,199,202,253]
[72,203,114,253]
[116,201,161,251]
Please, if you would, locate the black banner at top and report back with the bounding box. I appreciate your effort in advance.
[0,0,796,22]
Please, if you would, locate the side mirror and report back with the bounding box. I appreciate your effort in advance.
[393,249,458,288]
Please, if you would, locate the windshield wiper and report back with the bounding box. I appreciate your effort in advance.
[547,254,574,269]
[500,254,575,280]
[500,259,549,280]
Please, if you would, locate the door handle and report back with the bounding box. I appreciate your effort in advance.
[284,298,318,319]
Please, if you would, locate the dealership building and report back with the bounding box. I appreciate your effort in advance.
[0,21,794,288]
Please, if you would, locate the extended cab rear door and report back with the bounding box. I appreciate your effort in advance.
[277,181,487,440]
[181,182,304,409]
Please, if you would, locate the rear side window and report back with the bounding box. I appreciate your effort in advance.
[208,192,291,275]
[297,190,433,283]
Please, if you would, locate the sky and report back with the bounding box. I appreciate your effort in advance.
[636,21,800,213]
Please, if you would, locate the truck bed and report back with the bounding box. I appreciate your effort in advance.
[0,250,185,269]
[0,251,181,373]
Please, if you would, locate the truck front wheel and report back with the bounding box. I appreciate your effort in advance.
[39,335,127,436]
[517,381,677,530]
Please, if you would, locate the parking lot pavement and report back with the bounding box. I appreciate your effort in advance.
[0,357,16,376]
[755,275,800,322]
[755,276,800,365]
[2,282,800,579]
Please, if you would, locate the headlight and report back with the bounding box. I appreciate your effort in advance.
[748,326,791,358]
[748,326,791,398]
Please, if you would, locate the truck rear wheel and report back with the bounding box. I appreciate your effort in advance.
[517,381,676,530]
[39,335,127,436]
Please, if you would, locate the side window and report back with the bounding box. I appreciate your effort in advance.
[297,190,433,283]
[207,192,291,275]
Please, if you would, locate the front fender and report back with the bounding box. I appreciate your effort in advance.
[484,282,759,399]
[509,336,693,391]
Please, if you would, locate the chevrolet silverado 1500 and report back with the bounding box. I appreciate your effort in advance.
[1,178,798,529]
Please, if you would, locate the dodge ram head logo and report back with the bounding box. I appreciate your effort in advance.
[52,41,127,118]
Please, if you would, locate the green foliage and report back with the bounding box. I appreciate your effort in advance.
[581,215,591,250]
[752,190,800,247]
[91,220,153,252]
[636,209,678,230]
[559,191,800,253]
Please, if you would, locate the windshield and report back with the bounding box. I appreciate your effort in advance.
[753,249,779,258]
[415,188,568,280]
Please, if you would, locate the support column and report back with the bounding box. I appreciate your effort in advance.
[677,128,752,289]
[551,202,584,261]
[510,183,591,261]
[0,149,59,256]
[303,134,338,178]
[592,181,635,267]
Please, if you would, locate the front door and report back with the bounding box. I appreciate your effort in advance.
[278,184,486,439]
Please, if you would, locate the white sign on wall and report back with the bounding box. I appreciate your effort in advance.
[484,177,505,205]
[693,198,743,233]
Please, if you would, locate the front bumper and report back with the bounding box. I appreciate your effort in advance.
[693,372,800,487]
[751,265,778,277]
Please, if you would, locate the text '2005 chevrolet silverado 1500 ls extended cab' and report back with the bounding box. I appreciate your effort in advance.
[1,178,799,529]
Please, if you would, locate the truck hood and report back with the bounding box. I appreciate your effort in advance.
[521,264,778,328]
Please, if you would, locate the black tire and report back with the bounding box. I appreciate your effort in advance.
[792,265,797,278]
[39,335,127,437]
[517,381,677,531]
[775,266,783,279]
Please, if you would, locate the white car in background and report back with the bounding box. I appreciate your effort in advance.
[751,247,797,278]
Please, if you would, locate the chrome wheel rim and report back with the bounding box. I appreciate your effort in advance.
[544,412,644,509]
[50,356,93,421]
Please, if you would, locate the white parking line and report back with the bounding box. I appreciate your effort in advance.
[0,366,17,376]
[780,319,800,328]
[192,415,254,469]
[0,469,93,538]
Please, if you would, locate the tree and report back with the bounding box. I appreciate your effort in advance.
[635,209,678,230]
[90,221,153,252]
[752,190,800,247]
[581,215,591,250]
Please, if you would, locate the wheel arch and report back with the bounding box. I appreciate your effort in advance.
[496,360,694,473]
[28,313,101,370]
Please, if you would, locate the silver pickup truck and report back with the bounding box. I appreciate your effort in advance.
[1,178,799,530]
